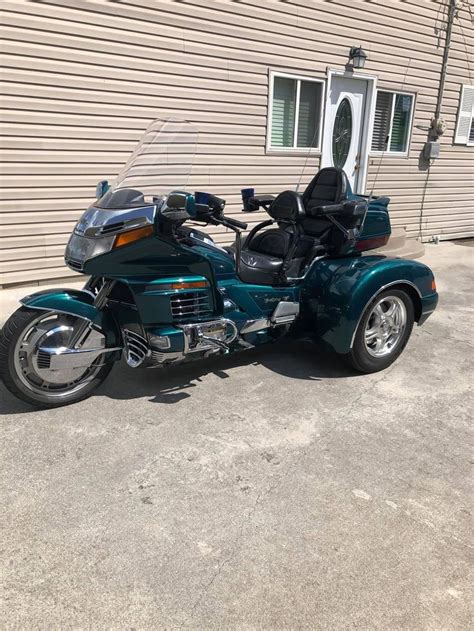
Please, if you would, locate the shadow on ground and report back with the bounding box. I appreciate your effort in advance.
[0,340,360,414]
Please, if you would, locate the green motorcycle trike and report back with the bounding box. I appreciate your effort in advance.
[0,119,438,408]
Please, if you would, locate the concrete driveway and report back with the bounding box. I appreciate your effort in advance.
[1,241,473,629]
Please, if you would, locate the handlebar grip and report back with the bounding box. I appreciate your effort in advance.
[224,217,248,230]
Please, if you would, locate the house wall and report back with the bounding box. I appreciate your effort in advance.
[0,0,472,286]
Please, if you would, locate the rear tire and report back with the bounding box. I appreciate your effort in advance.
[344,289,415,374]
[0,307,115,408]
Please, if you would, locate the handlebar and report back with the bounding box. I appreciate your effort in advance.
[223,216,248,230]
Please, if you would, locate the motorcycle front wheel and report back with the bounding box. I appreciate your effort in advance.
[0,307,115,408]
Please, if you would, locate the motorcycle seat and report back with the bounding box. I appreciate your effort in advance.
[239,223,317,285]
[238,168,350,285]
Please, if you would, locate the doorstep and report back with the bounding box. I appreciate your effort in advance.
[373,227,425,259]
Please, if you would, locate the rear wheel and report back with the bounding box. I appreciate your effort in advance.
[0,307,115,408]
[344,289,415,373]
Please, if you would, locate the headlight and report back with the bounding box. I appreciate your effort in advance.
[65,225,154,271]
[65,233,116,270]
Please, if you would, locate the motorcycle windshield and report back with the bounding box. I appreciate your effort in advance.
[98,118,198,207]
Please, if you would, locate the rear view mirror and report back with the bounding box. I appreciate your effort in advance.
[95,180,110,199]
[160,191,196,221]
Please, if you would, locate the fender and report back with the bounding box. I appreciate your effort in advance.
[301,255,438,354]
[20,288,121,347]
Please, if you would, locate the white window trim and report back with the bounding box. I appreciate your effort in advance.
[266,71,325,154]
[468,117,474,146]
[454,84,474,146]
[370,89,416,158]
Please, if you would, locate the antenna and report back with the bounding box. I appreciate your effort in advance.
[295,120,321,193]
[368,58,412,206]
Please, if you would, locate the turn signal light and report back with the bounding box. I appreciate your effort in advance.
[431,278,437,291]
[114,225,153,248]
[170,280,208,290]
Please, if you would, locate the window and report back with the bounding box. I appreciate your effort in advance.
[454,85,474,146]
[371,90,414,154]
[268,73,324,151]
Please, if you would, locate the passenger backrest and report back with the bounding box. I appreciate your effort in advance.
[302,167,350,215]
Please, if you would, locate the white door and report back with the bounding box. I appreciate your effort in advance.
[321,75,369,192]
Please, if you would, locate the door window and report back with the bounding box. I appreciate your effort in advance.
[332,97,353,168]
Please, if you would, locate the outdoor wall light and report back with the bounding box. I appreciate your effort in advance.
[349,46,367,69]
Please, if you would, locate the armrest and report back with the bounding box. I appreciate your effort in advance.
[312,202,346,215]
[311,200,366,217]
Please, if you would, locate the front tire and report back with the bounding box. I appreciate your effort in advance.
[0,307,115,408]
[344,289,415,374]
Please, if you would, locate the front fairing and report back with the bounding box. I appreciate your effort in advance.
[79,229,225,325]
[65,203,157,272]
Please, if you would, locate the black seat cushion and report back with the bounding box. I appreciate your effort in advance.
[239,251,310,285]
[239,226,314,285]
[239,250,285,285]
[302,167,349,216]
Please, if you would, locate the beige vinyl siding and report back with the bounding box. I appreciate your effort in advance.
[0,0,473,286]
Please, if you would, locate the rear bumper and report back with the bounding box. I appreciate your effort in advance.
[418,292,438,325]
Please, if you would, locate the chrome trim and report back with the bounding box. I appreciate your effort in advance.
[40,345,122,371]
[178,319,238,354]
[349,280,423,349]
[74,204,156,238]
[286,255,327,282]
[170,290,212,319]
[240,318,269,334]
[123,329,150,368]
[270,301,300,324]
[19,302,92,322]
[240,301,300,334]
[149,350,184,366]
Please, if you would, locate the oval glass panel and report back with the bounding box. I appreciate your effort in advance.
[332,98,352,169]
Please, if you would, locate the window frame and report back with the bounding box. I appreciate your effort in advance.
[266,71,325,154]
[454,84,474,146]
[370,89,416,158]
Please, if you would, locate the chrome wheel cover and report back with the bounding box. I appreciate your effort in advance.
[13,313,105,399]
[364,296,407,358]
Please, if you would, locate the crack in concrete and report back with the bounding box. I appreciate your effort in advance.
[190,486,271,618]
[315,365,397,443]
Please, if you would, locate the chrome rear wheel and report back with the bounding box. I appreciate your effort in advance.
[345,288,415,374]
[364,295,407,358]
